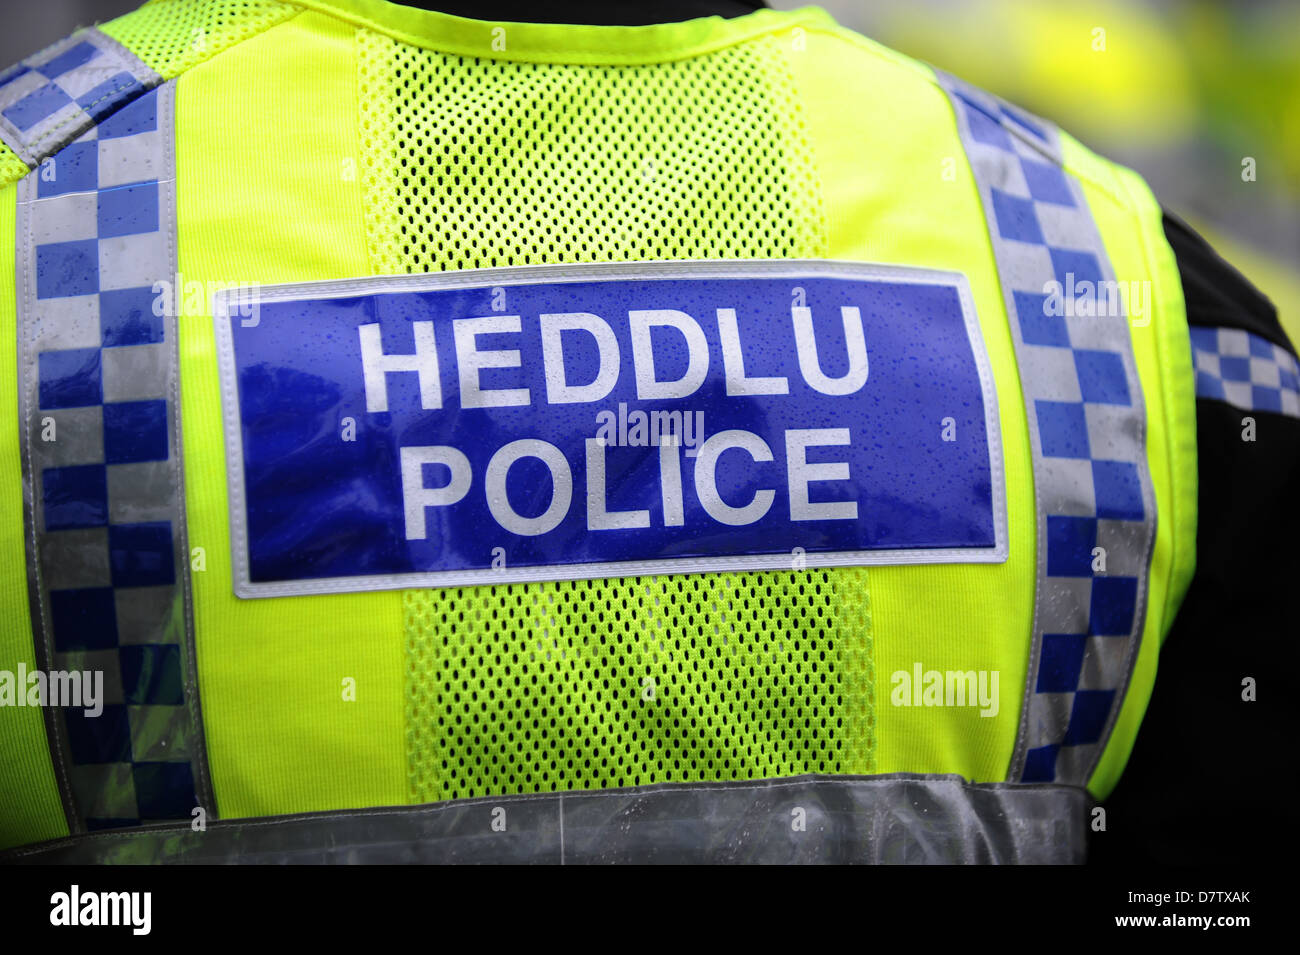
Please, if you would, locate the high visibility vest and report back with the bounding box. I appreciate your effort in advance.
[0,0,1200,863]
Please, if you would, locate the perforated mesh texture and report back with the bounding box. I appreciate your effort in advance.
[357,30,827,273]
[405,572,873,801]
[355,28,870,803]
[100,0,300,79]
[0,143,26,190]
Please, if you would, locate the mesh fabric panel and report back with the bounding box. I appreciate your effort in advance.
[357,29,826,272]
[355,27,873,802]
[0,143,26,190]
[100,0,301,79]
[405,571,873,801]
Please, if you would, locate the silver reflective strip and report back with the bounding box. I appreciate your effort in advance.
[936,72,1157,787]
[16,79,214,833]
[1191,325,1300,418]
[1,774,1088,864]
[0,28,159,168]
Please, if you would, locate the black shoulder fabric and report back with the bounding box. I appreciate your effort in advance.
[1163,209,1293,351]
[1091,212,1300,867]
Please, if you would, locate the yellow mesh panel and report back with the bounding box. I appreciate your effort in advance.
[100,0,301,79]
[0,143,26,190]
[405,571,873,801]
[357,29,827,273]
[356,26,864,802]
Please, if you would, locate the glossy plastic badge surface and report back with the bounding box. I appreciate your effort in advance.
[214,261,1006,597]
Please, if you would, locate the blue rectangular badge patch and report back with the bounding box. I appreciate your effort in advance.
[214,261,1006,597]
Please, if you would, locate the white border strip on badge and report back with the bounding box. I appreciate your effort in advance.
[214,259,1007,598]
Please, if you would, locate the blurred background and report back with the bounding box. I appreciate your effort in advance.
[770,0,1300,343]
[8,0,1298,341]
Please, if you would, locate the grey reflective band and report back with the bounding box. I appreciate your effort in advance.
[0,28,159,168]
[16,79,214,833]
[936,73,1157,787]
[1191,325,1300,418]
[1,774,1088,864]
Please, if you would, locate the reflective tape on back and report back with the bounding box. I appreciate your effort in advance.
[16,81,214,832]
[0,28,159,169]
[1191,326,1300,418]
[937,73,1157,787]
[2,774,1089,864]
[214,260,1007,597]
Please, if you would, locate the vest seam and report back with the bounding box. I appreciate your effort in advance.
[292,0,826,65]
[130,6,309,83]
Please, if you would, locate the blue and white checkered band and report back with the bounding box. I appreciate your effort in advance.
[1191,326,1300,419]
[936,72,1158,788]
[16,81,213,832]
[0,28,159,169]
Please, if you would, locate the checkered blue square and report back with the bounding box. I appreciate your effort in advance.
[37,139,98,197]
[1048,248,1103,291]
[1253,386,1284,414]
[1021,744,1060,784]
[1021,158,1074,206]
[1061,690,1115,746]
[1036,400,1090,459]
[1092,460,1143,521]
[98,88,157,139]
[1074,350,1131,406]
[1219,356,1250,381]
[37,41,98,80]
[1037,634,1088,693]
[49,587,118,651]
[43,464,108,530]
[64,704,132,764]
[100,286,164,346]
[36,241,99,298]
[108,522,176,588]
[38,347,102,408]
[132,762,196,820]
[103,400,168,464]
[1089,577,1137,636]
[992,188,1045,244]
[97,181,158,238]
[1046,515,1096,577]
[1015,291,1069,347]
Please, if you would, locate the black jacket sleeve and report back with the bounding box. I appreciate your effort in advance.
[1089,210,1300,866]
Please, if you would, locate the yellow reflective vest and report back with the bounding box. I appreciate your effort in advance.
[0,0,1197,863]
